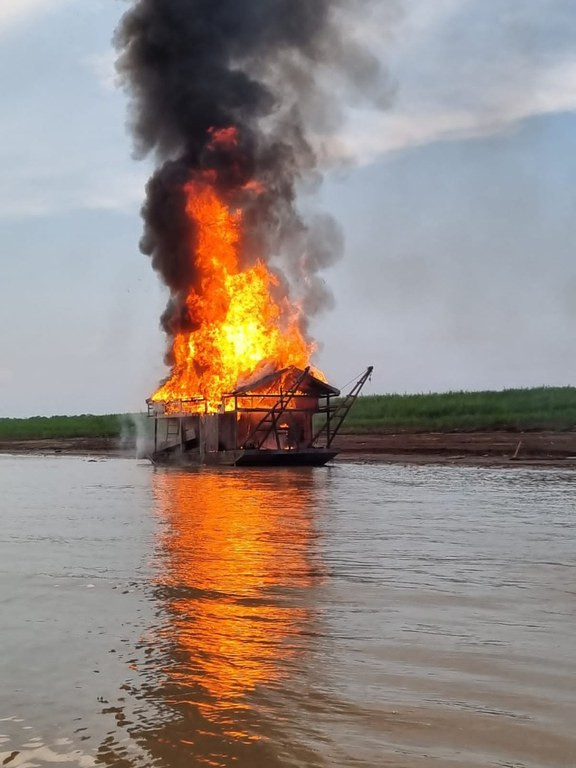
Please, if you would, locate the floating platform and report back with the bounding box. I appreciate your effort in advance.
[147,365,373,469]
[151,447,338,468]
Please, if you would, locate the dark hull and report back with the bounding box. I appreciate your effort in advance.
[235,449,337,467]
[150,448,337,468]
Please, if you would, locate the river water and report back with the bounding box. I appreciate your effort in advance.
[0,455,574,768]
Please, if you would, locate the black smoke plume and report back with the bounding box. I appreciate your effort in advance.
[115,0,389,351]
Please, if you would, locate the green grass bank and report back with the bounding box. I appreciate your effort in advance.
[342,387,576,432]
[1,387,575,441]
[0,414,138,441]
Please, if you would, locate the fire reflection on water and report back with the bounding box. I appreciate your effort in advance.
[98,469,324,767]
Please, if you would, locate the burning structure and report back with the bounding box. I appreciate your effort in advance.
[115,0,383,465]
[148,365,372,466]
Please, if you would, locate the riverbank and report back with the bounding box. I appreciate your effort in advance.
[2,430,575,468]
[3,387,576,467]
[332,430,576,467]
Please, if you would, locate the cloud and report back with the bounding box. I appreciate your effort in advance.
[81,168,150,213]
[83,50,117,92]
[326,0,576,161]
[0,1,147,221]
[0,164,148,220]
[333,58,576,161]
[0,0,71,34]
[0,367,14,386]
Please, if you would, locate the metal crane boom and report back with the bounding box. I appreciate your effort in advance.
[312,366,374,448]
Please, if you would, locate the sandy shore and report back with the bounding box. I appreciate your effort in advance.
[331,430,576,467]
[1,430,576,468]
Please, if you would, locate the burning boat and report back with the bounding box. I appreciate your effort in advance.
[115,0,381,466]
[148,365,373,467]
[137,131,373,467]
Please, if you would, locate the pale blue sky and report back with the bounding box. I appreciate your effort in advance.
[1,0,576,416]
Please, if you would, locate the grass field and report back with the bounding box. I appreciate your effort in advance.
[342,387,576,432]
[0,414,131,441]
[1,387,575,440]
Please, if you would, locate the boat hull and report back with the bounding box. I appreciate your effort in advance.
[150,448,337,468]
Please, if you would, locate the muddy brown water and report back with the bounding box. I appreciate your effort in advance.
[0,455,575,768]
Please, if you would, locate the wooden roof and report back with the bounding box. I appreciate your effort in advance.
[232,366,340,397]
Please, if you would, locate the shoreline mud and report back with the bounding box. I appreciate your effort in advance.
[1,430,576,468]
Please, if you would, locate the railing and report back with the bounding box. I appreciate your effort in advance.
[147,392,318,417]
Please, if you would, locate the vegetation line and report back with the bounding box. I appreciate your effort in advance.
[1,387,575,440]
[341,387,576,432]
[0,415,130,441]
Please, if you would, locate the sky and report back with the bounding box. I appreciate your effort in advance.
[1,0,576,416]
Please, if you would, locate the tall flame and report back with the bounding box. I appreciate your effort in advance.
[152,132,317,410]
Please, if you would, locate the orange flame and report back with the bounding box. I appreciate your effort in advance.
[152,148,319,411]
